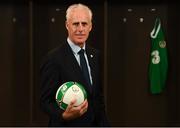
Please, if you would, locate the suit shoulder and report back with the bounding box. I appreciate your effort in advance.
[40,43,67,65]
[47,43,68,58]
[87,45,100,54]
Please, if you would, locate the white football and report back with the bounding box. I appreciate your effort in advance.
[55,81,87,110]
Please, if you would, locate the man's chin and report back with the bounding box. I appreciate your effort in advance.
[76,39,85,44]
[74,41,85,47]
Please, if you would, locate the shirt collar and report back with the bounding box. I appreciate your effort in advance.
[67,38,86,55]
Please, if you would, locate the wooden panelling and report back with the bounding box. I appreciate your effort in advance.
[0,1,180,126]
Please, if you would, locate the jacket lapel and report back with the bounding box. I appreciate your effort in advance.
[64,43,82,75]
[86,46,96,87]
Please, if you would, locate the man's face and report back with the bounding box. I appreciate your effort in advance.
[66,8,92,47]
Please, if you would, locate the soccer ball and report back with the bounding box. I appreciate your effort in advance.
[55,81,87,110]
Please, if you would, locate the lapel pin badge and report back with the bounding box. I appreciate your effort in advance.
[90,55,93,58]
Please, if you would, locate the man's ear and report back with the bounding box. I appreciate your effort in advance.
[65,21,68,30]
[89,23,92,32]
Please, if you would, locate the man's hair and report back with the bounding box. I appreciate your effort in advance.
[66,3,93,21]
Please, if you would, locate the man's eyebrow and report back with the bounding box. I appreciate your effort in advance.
[81,22,88,24]
[73,22,88,24]
[72,22,80,26]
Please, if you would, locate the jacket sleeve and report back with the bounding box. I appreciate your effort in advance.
[40,55,65,124]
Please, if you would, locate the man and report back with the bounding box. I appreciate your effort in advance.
[40,3,109,126]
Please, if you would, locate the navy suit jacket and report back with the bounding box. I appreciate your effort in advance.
[40,42,109,126]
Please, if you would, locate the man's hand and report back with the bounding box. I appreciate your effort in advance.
[62,99,88,120]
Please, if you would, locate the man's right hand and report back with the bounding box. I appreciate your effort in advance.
[62,99,88,120]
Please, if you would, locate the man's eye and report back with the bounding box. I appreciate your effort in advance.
[82,23,87,26]
[73,23,79,26]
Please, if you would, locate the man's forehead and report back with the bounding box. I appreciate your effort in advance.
[70,18,90,23]
[68,12,91,23]
[70,9,90,19]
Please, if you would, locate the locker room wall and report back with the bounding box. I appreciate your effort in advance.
[0,2,31,126]
[107,3,180,126]
[0,0,180,126]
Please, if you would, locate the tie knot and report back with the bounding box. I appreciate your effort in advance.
[78,49,85,55]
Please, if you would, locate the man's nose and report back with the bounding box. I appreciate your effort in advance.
[77,24,83,31]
